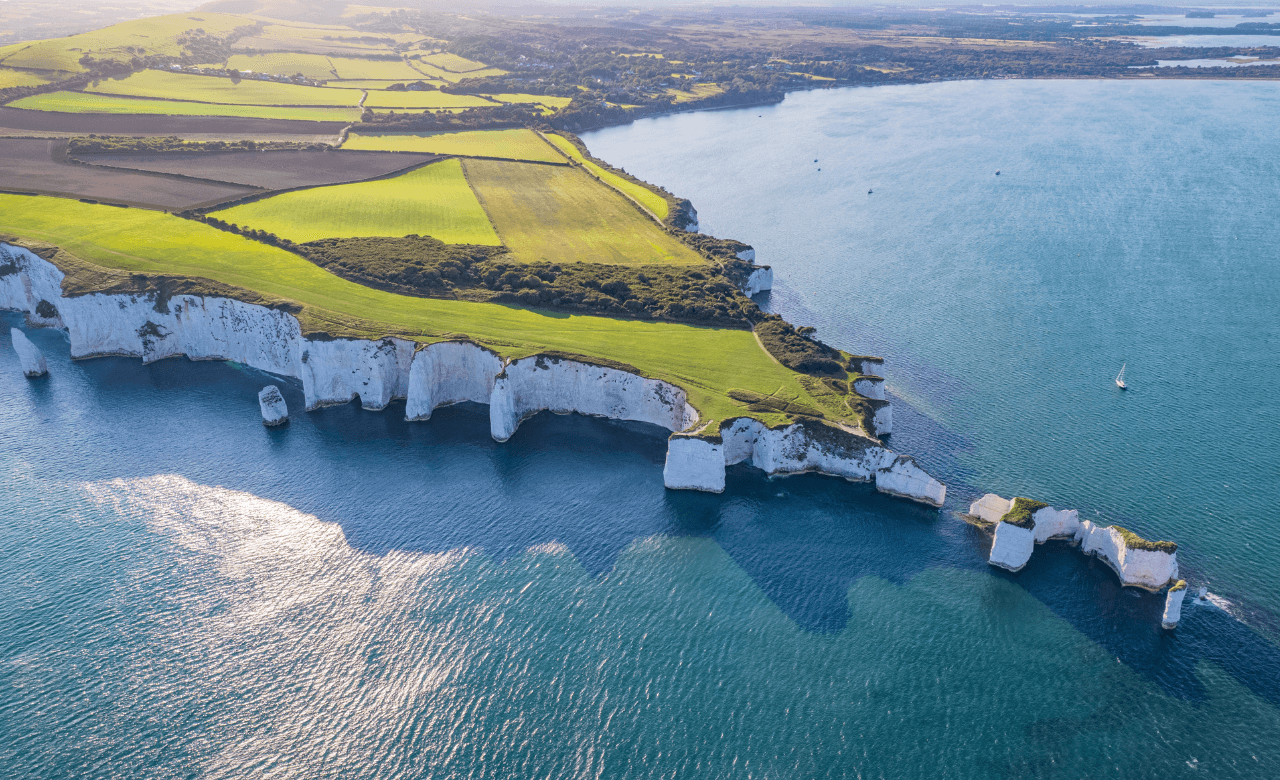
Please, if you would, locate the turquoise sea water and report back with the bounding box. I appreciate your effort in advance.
[2,80,1279,777]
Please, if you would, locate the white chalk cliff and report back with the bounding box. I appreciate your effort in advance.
[258,384,288,426]
[1163,581,1187,629]
[969,493,1179,592]
[0,241,946,506]
[743,266,773,296]
[10,327,47,377]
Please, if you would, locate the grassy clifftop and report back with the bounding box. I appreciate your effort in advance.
[0,195,874,434]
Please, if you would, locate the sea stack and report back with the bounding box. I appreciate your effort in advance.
[258,385,288,426]
[1163,580,1187,629]
[10,327,47,377]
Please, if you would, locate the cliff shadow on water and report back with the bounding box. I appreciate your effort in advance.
[4,312,1280,710]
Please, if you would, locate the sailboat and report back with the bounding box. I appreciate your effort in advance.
[1116,363,1128,390]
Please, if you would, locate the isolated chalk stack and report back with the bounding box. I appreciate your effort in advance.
[258,385,288,426]
[11,328,47,377]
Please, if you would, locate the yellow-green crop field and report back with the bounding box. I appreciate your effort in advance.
[417,52,489,72]
[0,67,53,89]
[223,53,338,81]
[85,70,363,107]
[463,159,701,266]
[0,13,248,72]
[343,129,565,163]
[331,79,446,90]
[7,91,360,122]
[361,90,497,109]
[0,195,814,426]
[409,59,507,83]
[546,134,669,220]
[214,159,501,245]
[668,83,726,103]
[328,57,428,81]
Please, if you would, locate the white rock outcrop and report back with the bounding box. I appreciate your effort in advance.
[848,356,885,378]
[10,327,47,377]
[743,266,773,296]
[1031,506,1080,543]
[1,241,947,507]
[853,376,885,401]
[1076,520,1179,592]
[989,521,1035,572]
[872,402,893,437]
[258,385,288,426]
[735,247,756,263]
[969,493,1013,525]
[663,418,946,506]
[1163,581,1187,629]
[684,204,699,232]
[404,340,503,421]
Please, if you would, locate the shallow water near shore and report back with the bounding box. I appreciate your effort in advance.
[3,79,1280,777]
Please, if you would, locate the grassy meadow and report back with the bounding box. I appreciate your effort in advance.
[0,195,816,426]
[222,53,339,81]
[463,159,701,266]
[0,67,52,89]
[214,159,501,245]
[361,91,497,109]
[343,129,565,163]
[408,59,507,83]
[0,13,248,72]
[417,52,489,72]
[328,57,430,81]
[546,134,669,220]
[86,70,363,107]
[6,92,360,122]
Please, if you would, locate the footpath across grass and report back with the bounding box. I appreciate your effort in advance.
[213,158,500,245]
[0,195,825,427]
[463,159,699,266]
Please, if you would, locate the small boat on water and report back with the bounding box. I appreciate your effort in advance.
[1116,362,1128,390]
[995,170,1001,176]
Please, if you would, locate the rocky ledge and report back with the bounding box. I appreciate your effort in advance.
[1,241,945,507]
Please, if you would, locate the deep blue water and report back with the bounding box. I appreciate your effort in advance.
[2,79,1280,778]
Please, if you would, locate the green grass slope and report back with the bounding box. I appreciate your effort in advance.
[343,129,565,163]
[85,70,362,107]
[0,13,249,72]
[0,195,823,426]
[464,159,701,266]
[213,159,501,245]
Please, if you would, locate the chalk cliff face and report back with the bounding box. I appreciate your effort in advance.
[743,266,773,296]
[404,341,503,421]
[989,521,1035,572]
[258,384,288,426]
[1031,506,1080,543]
[735,247,756,263]
[490,354,697,442]
[2,241,947,506]
[854,376,885,401]
[1077,520,1179,592]
[664,418,947,506]
[969,494,1012,525]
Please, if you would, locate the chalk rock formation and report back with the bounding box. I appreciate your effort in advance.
[664,418,946,506]
[854,376,886,401]
[684,204,699,232]
[743,266,773,296]
[1163,580,1187,629]
[258,385,288,426]
[10,327,47,377]
[405,341,503,421]
[1076,520,1179,591]
[1,241,947,508]
[989,521,1035,572]
[736,247,756,263]
[1031,506,1080,543]
[490,354,696,443]
[969,494,1013,525]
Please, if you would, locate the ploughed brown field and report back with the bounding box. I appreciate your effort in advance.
[0,107,348,138]
[0,138,257,209]
[80,150,442,190]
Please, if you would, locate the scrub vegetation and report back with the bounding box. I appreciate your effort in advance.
[212,159,500,245]
[1114,526,1179,554]
[1000,498,1049,530]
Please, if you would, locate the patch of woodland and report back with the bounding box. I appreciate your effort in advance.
[753,317,846,376]
[358,104,540,131]
[68,135,332,155]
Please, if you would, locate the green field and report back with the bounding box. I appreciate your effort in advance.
[464,159,702,266]
[0,67,53,89]
[362,90,497,109]
[223,53,338,80]
[214,159,501,245]
[547,134,670,220]
[488,93,574,110]
[417,52,489,72]
[6,91,360,122]
[0,13,249,72]
[329,57,428,81]
[668,83,726,103]
[343,129,565,163]
[0,195,818,426]
[86,70,363,107]
[408,59,507,83]
[331,79,445,90]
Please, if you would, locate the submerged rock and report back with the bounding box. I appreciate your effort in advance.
[258,385,288,426]
[1163,580,1187,629]
[10,327,47,377]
